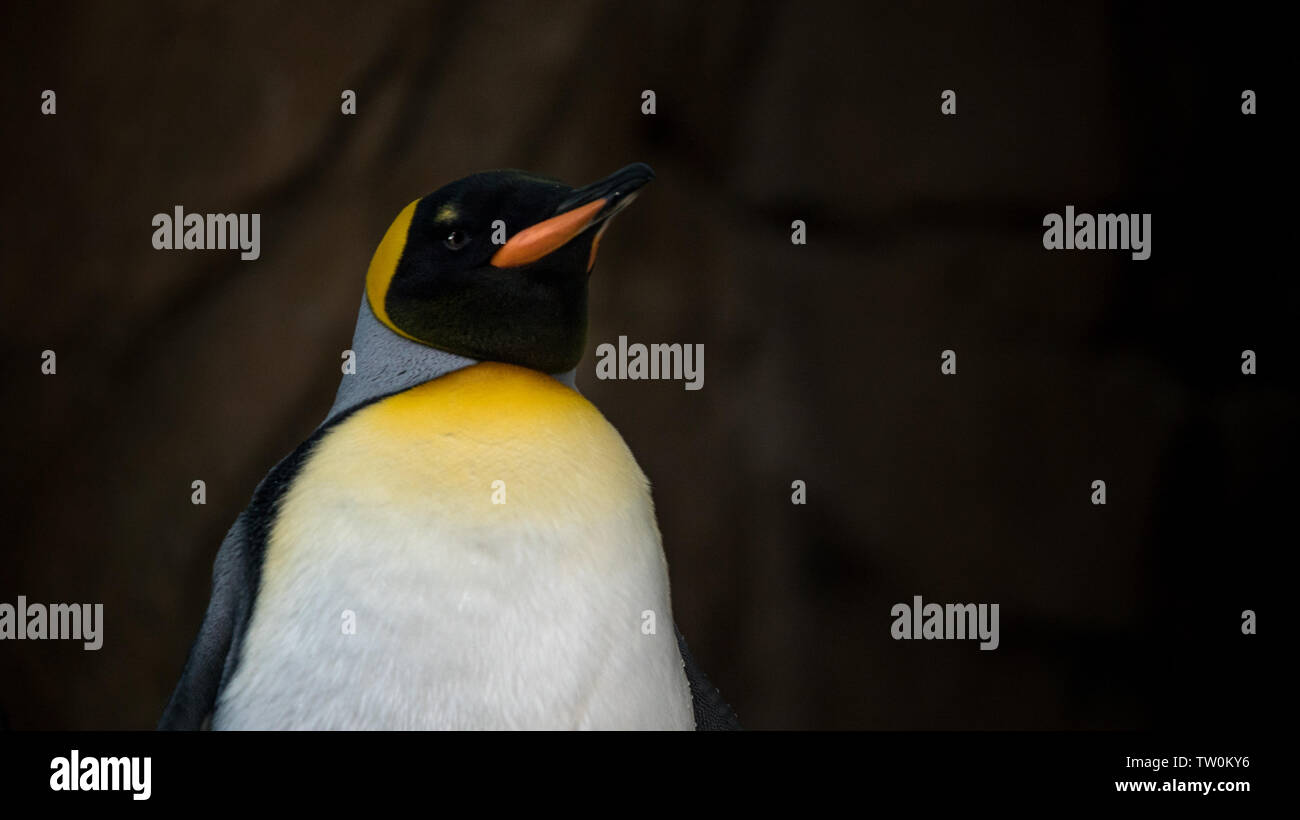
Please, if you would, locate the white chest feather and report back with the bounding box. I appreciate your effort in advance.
[214,364,694,730]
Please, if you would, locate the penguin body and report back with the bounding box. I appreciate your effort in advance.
[217,363,692,729]
[160,164,739,730]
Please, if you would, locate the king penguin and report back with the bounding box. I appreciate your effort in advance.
[159,163,740,730]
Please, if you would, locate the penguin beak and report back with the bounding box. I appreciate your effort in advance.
[490,163,654,269]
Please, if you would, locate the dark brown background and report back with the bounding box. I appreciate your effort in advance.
[0,1,1286,729]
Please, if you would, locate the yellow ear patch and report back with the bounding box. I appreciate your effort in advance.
[366,199,421,339]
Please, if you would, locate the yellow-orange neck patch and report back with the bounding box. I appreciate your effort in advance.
[366,199,421,340]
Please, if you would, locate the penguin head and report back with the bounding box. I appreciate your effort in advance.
[365,163,654,374]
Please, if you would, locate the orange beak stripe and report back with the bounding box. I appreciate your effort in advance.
[489,199,607,268]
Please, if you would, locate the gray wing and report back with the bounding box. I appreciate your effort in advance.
[676,625,742,730]
[158,404,355,730]
[157,511,257,730]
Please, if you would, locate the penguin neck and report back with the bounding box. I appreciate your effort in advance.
[322,296,579,426]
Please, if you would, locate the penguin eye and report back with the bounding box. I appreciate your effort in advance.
[443,229,471,251]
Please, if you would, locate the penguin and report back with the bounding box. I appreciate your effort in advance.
[159,163,740,730]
